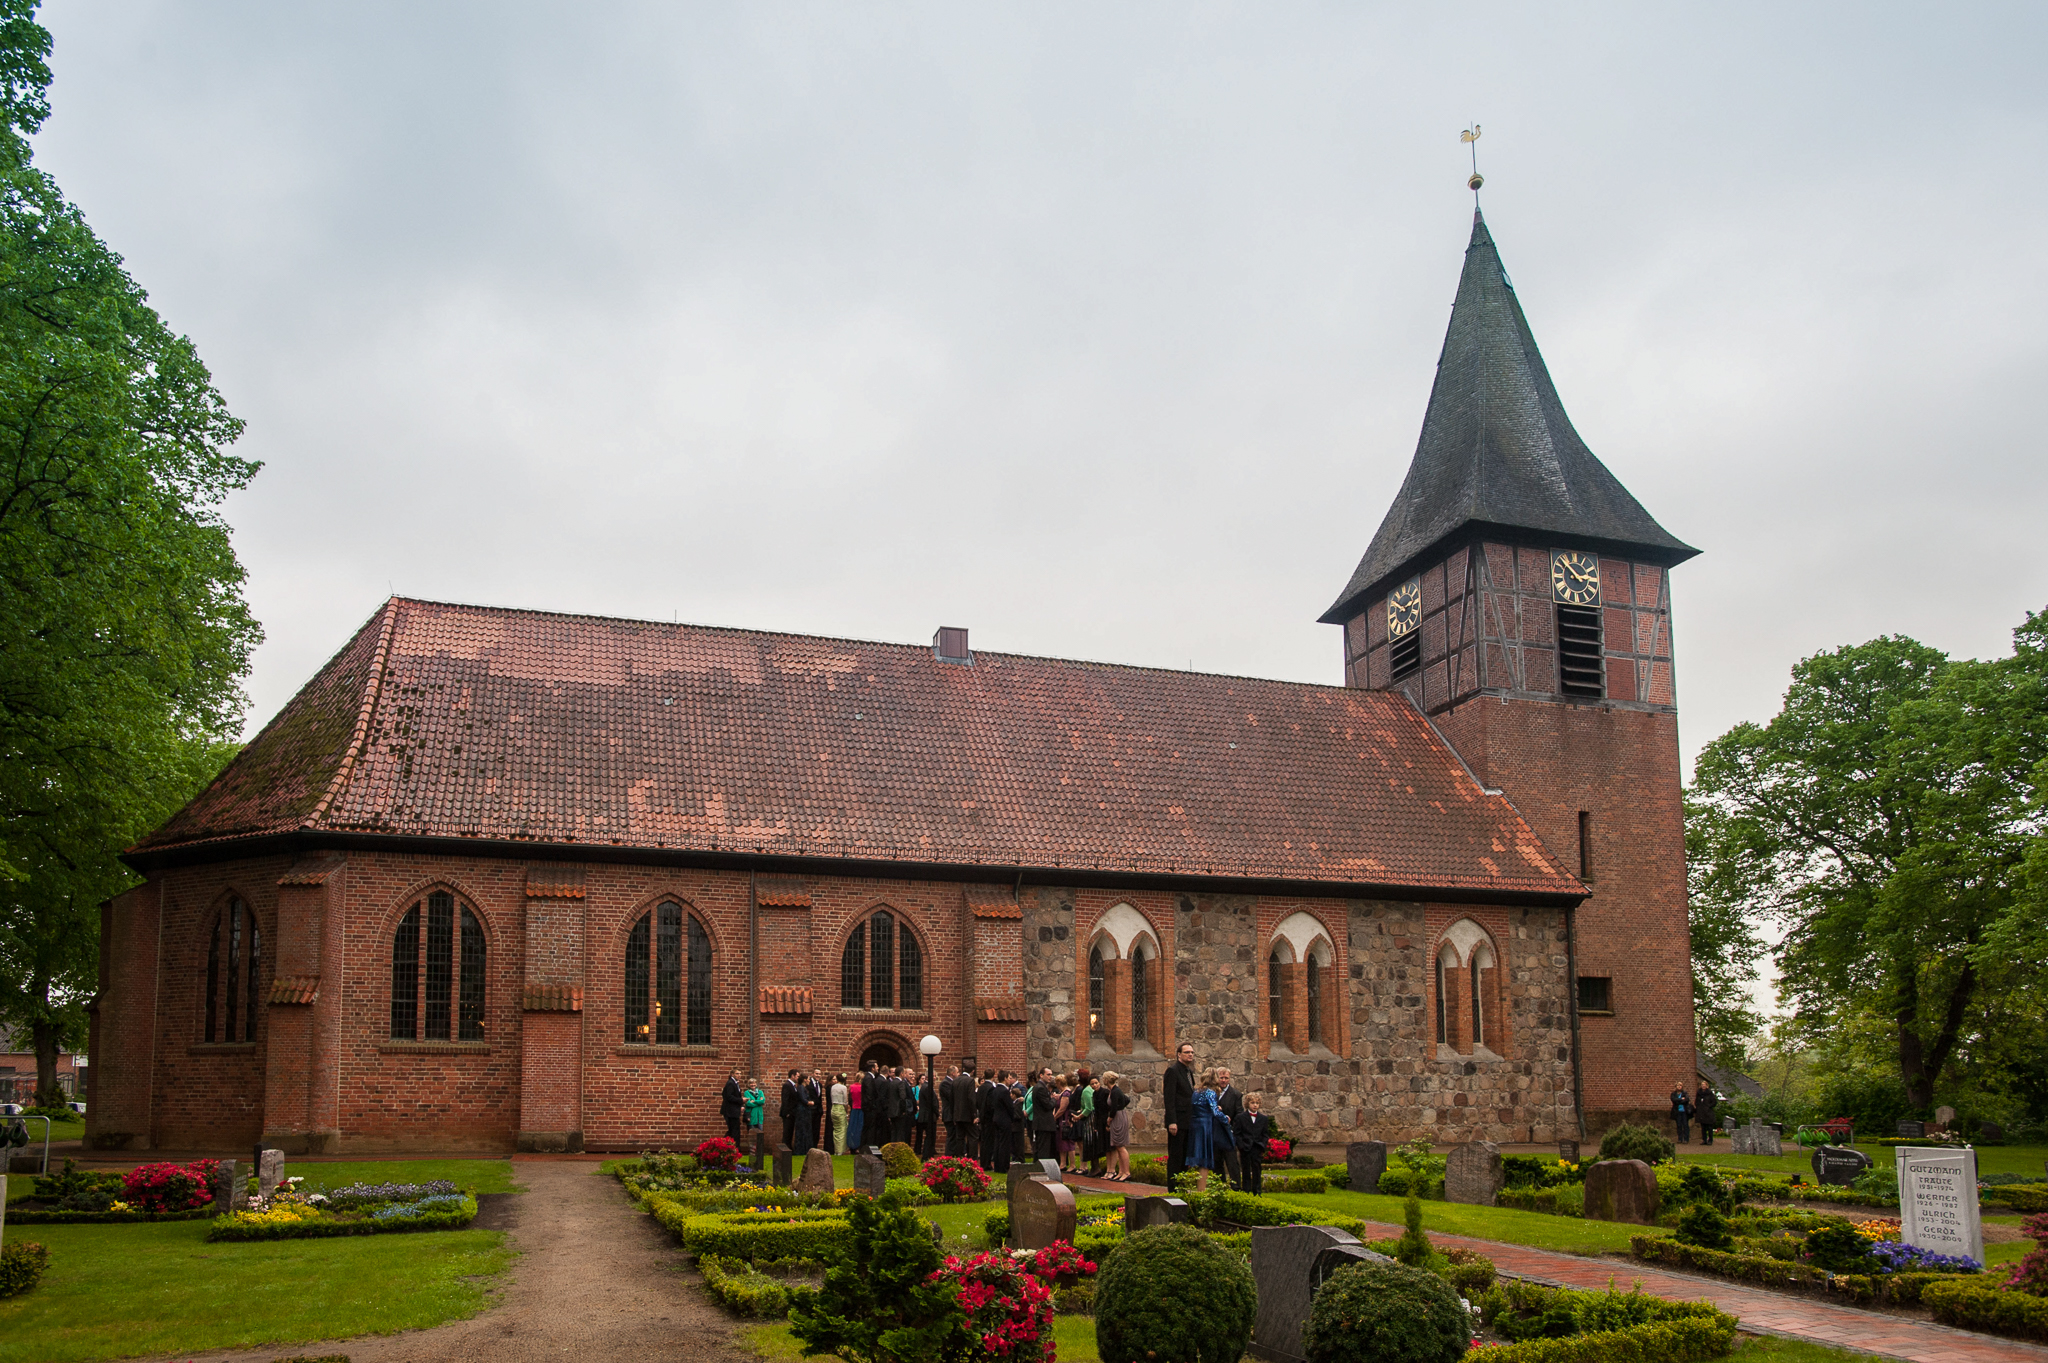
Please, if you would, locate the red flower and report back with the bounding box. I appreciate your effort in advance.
[1265,1137,1291,1162]
[694,1137,742,1171]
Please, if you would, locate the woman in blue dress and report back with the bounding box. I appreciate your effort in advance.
[1188,1072,1221,1191]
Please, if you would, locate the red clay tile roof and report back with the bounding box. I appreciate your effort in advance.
[525,864,586,899]
[268,975,320,1006]
[976,1000,1027,1023]
[966,885,1023,919]
[522,984,583,1012]
[759,986,813,1015]
[135,598,1581,899]
[278,856,342,886]
[756,877,812,907]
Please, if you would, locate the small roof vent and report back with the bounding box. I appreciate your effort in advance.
[933,626,971,665]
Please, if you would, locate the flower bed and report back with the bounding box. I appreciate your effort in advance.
[1631,1236,1963,1305]
[920,1154,992,1202]
[935,1250,1055,1363]
[207,1188,478,1241]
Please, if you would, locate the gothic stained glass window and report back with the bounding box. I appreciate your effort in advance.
[201,898,263,1044]
[1131,950,1148,1041]
[1307,955,1323,1045]
[459,908,486,1042]
[898,926,922,1011]
[391,906,420,1040]
[625,915,651,1043]
[655,902,682,1046]
[424,891,454,1041]
[1268,950,1287,1044]
[840,921,865,1009]
[686,914,712,1046]
[1088,948,1105,1031]
[869,911,894,1010]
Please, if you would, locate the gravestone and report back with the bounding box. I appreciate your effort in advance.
[1582,1159,1659,1225]
[1896,1119,1926,1139]
[254,1147,285,1198]
[1007,1159,1061,1198]
[1934,1105,1957,1130]
[1248,1224,1393,1363]
[1444,1140,1503,1207]
[1731,1120,1782,1156]
[772,1149,793,1186]
[1557,1140,1580,1163]
[753,1126,781,1172]
[1722,1116,1737,1133]
[796,1148,835,1194]
[1124,1195,1190,1231]
[1898,1145,1983,1265]
[1812,1146,1872,1187]
[1979,1121,2005,1144]
[209,1158,247,1213]
[1008,1175,1075,1250]
[853,1149,888,1198]
[1345,1141,1386,1194]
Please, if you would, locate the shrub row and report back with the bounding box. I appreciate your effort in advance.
[6,1205,215,1225]
[1630,1236,1956,1304]
[1922,1280,2048,1341]
[0,1242,48,1299]
[1259,1172,1326,1194]
[1984,1185,2048,1214]
[700,1254,794,1317]
[658,1203,853,1260]
[1476,1279,1737,1363]
[1500,1186,1586,1217]
[206,1194,478,1242]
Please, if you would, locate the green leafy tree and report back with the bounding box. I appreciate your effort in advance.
[1688,616,2048,1115]
[0,1,258,1102]
[788,1192,968,1363]
[1686,796,1768,1070]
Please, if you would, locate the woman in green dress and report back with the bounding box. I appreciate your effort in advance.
[742,1076,766,1145]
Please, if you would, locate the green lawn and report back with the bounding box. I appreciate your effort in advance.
[1674,1142,2048,1180]
[0,1157,520,1362]
[1267,1189,1663,1255]
[1733,1337,1900,1363]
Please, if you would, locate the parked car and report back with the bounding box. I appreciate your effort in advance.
[0,1103,20,1116]
[67,1101,84,1114]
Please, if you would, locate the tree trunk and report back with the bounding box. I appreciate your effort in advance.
[1897,959,1978,1114]
[31,1014,62,1108]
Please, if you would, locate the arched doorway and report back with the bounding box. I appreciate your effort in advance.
[859,1041,902,1072]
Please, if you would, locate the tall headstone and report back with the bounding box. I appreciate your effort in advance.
[772,1149,793,1187]
[853,1149,888,1198]
[255,1147,285,1198]
[1812,1146,1872,1187]
[1248,1225,1393,1363]
[1444,1141,1503,1207]
[1557,1140,1581,1163]
[1345,1141,1386,1194]
[209,1158,247,1213]
[1008,1176,1075,1251]
[1125,1195,1190,1231]
[1582,1160,1659,1224]
[1731,1120,1782,1156]
[795,1148,835,1194]
[1898,1145,1983,1265]
[1934,1105,1957,1130]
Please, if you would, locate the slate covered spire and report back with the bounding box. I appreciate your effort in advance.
[1321,210,1696,624]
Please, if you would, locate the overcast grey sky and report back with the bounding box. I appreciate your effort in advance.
[31,2,2048,777]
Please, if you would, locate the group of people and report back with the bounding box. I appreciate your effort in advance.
[718,1064,943,1157]
[1669,1079,1722,1144]
[1160,1042,1280,1192]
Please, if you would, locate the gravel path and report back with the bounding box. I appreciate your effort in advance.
[172,1160,754,1363]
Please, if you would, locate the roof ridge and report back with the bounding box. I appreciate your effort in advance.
[380,594,1360,695]
[301,598,400,829]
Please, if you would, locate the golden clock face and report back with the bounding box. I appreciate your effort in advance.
[1551,550,1601,606]
[1387,578,1422,638]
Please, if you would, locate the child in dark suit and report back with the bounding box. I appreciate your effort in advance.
[1232,1091,1274,1195]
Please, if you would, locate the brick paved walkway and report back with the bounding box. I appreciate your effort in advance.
[1065,1175,2047,1363]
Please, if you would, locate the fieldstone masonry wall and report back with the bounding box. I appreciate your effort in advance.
[1021,890,1074,1069]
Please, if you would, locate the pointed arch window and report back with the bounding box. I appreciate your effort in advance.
[1130,946,1150,1042]
[624,902,712,1046]
[1087,947,1105,1033]
[1306,949,1324,1045]
[391,891,484,1041]
[1268,948,1288,1043]
[840,909,924,1011]
[204,897,262,1042]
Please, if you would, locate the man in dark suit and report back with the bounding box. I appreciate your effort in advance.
[779,1069,801,1152]
[1213,1066,1244,1189]
[1029,1067,1057,1160]
[975,1069,998,1169]
[1163,1042,1195,1183]
[894,1067,917,1145]
[988,1070,1015,1173]
[946,1064,975,1157]
[915,1068,939,1159]
[721,1068,745,1145]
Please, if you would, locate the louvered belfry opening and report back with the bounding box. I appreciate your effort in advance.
[1555,604,1604,698]
[1390,631,1421,681]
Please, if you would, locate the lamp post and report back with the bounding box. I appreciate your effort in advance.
[920,1034,942,1157]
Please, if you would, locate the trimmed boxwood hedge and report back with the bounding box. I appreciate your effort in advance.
[667,1205,853,1260]
[0,1242,49,1298]
[1985,1185,2048,1214]
[1476,1280,1737,1363]
[1261,1172,1328,1194]
[1631,1235,1962,1304]
[1922,1280,2048,1341]
[206,1193,478,1242]
[5,1205,216,1225]
[700,1254,794,1317]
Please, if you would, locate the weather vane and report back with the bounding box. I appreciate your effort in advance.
[1461,124,1483,194]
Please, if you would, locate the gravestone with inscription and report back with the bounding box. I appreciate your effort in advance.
[796,1148,835,1193]
[1248,1225,1393,1363]
[1007,1175,1075,1250]
[1445,1141,1503,1206]
[1812,1146,1872,1187]
[1008,1159,1061,1198]
[1731,1120,1782,1156]
[1896,1119,1925,1139]
[1583,1159,1659,1225]
[853,1149,888,1198]
[1898,1145,1983,1265]
[1557,1140,1580,1163]
[1345,1141,1386,1195]
[209,1158,247,1213]
[1934,1106,1957,1130]
[254,1146,285,1198]
[1125,1195,1190,1232]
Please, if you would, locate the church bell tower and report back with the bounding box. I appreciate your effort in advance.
[1323,209,1700,1133]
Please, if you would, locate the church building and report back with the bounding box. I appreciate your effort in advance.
[88,210,1697,1154]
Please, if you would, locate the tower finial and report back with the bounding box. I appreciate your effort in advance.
[1460,124,1483,197]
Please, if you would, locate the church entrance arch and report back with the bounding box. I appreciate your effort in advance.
[859,1040,903,1071]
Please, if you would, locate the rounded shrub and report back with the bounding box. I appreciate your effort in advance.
[1302,1259,1468,1363]
[880,1141,922,1179]
[1095,1224,1255,1363]
[1595,1122,1675,1166]
[0,1242,48,1298]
